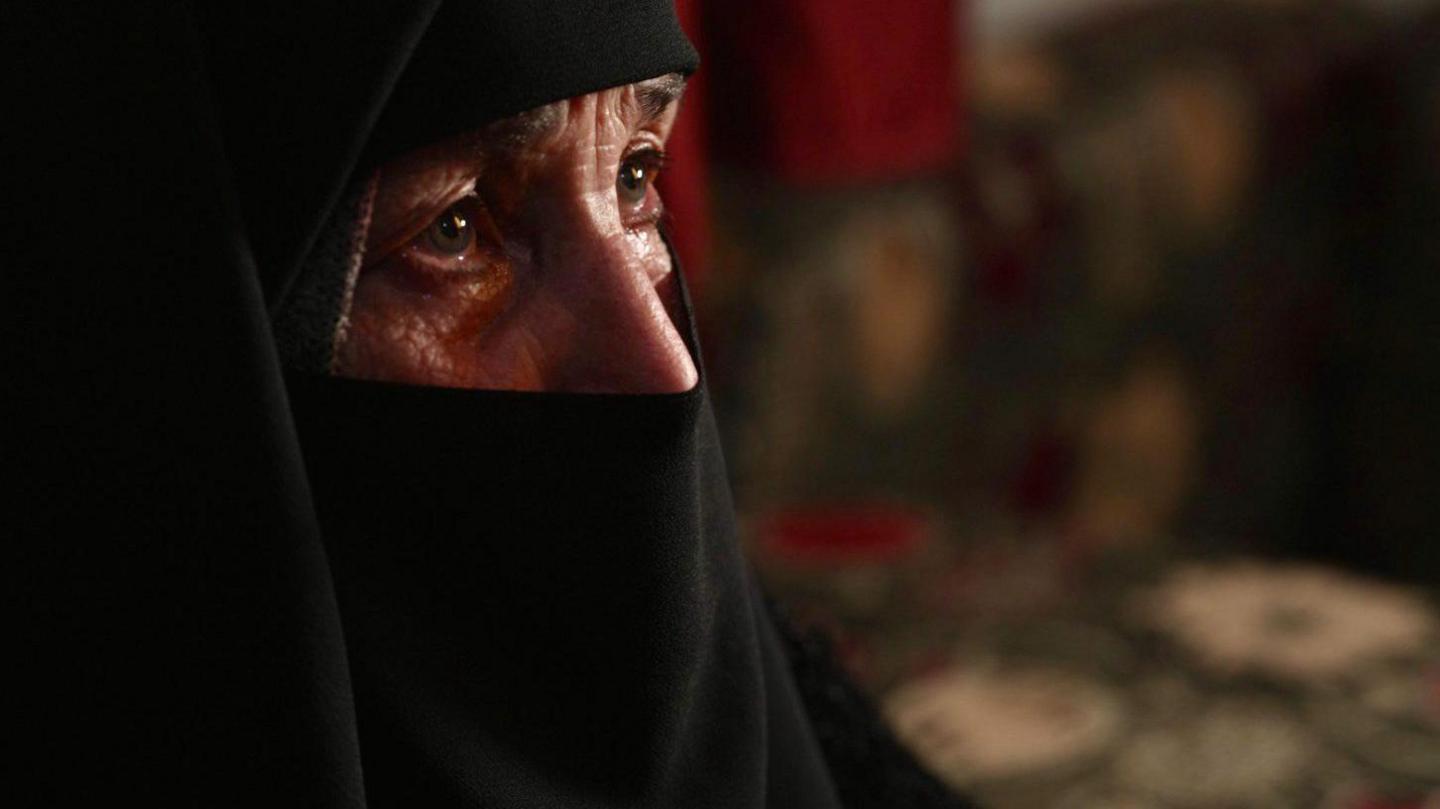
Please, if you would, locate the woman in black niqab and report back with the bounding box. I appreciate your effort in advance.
[6,2,970,807]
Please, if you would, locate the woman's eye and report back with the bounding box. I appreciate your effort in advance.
[617,149,665,207]
[425,203,475,254]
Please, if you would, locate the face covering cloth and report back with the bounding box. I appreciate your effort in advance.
[279,169,840,804]
[5,2,969,806]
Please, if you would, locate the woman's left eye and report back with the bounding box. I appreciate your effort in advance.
[617,148,666,208]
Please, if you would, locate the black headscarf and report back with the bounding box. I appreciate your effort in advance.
[5,3,968,807]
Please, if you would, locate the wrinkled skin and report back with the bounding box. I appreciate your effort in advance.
[336,75,697,394]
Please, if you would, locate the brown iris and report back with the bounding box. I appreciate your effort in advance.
[426,205,474,254]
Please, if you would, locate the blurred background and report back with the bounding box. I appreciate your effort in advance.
[661,0,1440,805]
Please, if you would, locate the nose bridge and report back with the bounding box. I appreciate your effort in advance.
[537,198,697,394]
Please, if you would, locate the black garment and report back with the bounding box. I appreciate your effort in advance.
[285,365,841,807]
[5,2,966,807]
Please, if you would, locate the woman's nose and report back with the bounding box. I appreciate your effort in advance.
[536,219,698,394]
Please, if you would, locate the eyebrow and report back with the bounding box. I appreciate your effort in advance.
[637,73,687,123]
[475,72,686,155]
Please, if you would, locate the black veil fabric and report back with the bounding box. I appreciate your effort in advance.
[6,2,969,806]
[6,4,386,805]
[284,317,841,807]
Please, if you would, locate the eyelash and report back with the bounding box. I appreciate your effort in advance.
[627,147,671,174]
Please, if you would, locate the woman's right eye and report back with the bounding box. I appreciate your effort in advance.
[425,202,475,255]
[395,194,505,277]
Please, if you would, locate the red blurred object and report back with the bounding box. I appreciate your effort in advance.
[708,0,962,185]
[1012,430,1076,517]
[657,0,713,294]
[758,504,929,567]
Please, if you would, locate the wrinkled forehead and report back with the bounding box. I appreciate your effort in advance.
[462,72,687,155]
[361,0,698,170]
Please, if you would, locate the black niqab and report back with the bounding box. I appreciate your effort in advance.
[7,2,974,806]
[5,1,842,806]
